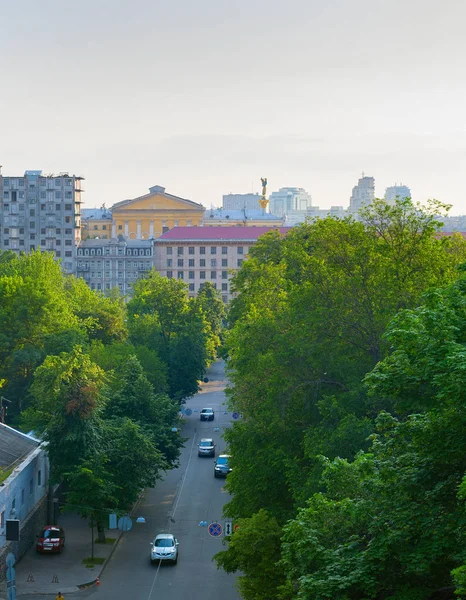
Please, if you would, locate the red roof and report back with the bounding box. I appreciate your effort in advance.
[157,226,292,241]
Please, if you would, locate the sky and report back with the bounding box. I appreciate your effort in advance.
[1,0,466,213]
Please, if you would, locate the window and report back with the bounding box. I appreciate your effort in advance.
[211,246,217,254]
[200,259,205,267]
[55,192,61,201]
[237,246,244,254]
[188,247,195,255]
[211,259,217,267]
[177,247,184,255]
[222,271,228,279]
[41,228,46,234]
[237,259,243,267]
[29,209,35,216]
[3,228,8,234]
[65,216,71,223]
[177,259,184,267]
[21,489,24,504]
[102,225,107,230]
[188,271,195,279]
[188,259,194,267]
[211,271,217,279]
[65,251,72,257]
[222,247,228,254]
[65,240,72,246]
[56,240,61,246]
[38,470,42,486]
[30,245,35,251]
[55,179,60,186]
[200,271,206,279]
[30,478,33,494]
[189,283,195,292]
[56,228,61,234]
[19,228,24,234]
[41,239,46,245]
[167,247,173,255]
[222,283,228,291]
[167,259,172,267]
[200,246,205,255]
[65,228,71,234]
[65,204,72,211]
[40,191,46,199]
[222,259,228,267]
[177,271,184,279]
[118,225,123,230]
[56,251,61,257]
[167,271,173,278]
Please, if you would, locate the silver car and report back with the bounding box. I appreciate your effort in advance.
[150,533,179,565]
[198,438,216,457]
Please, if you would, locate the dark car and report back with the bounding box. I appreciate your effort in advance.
[198,438,216,457]
[214,454,232,478]
[36,526,65,554]
[200,408,215,421]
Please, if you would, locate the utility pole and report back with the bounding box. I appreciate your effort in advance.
[0,397,11,423]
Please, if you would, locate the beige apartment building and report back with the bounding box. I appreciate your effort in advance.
[154,226,290,303]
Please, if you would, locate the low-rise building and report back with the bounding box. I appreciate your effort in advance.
[76,238,155,296]
[0,424,49,574]
[154,226,291,303]
[202,207,284,228]
[81,206,113,239]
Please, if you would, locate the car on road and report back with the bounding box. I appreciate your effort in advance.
[214,454,232,478]
[198,438,216,457]
[150,533,179,565]
[200,407,215,421]
[36,526,66,554]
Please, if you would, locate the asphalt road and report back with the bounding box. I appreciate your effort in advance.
[87,360,240,600]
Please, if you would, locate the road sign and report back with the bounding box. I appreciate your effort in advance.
[232,412,239,420]
[234,524,240,532]
[208,522,223,537]
[224,521,233,536]
[118,515,133,532]
[184,408,192,416]
[199,520,208,527]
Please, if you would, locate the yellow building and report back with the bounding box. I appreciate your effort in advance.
[81,206,113,240]
[110,185,204,239]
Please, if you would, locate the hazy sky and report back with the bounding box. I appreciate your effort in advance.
[2,0,466,212]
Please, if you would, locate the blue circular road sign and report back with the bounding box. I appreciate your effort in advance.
[232,412,239,420]
[184,408,192,416]
[208,522,223,537]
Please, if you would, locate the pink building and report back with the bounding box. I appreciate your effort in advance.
[154,226,291,303]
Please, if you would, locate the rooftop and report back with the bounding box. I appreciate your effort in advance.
[204,208,283,221]
[82,208,112,220]
[157,226,291,241]
[112,185,204,210]
[0,423,40,469]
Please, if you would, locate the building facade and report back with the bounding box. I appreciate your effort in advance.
[269,187,312,217]
[384,184,411,204]
[81,206,113,239]
[0,424,49,574]
[110,185,204,240]
[222,193,263,211]
[76,238,155,296]
[348,175,375,213]
[0,170,83,273]
[202,208,284,227]
[154,226,291,303]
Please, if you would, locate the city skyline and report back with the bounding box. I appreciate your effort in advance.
[2,0,466,213]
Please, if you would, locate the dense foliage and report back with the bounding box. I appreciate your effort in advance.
[0,252,224,535]
[215,199,466,599]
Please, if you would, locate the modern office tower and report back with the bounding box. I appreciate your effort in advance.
[222,193,262,211]
[268,187,312,217]
[348,175,375,213]
[384,184,411,204]
[0,170,83,273]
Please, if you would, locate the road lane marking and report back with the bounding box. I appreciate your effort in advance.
[146,434,197,600]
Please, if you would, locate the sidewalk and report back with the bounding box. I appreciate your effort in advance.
[10,513,121,596]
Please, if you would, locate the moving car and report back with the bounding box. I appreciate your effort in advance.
[200,407,215,421]
[214,454,232,478]
[150,533,179,565]
[198,438,216,457]
[36,526,65,554]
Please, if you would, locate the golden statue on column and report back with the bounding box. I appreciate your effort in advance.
[258,177,269,210]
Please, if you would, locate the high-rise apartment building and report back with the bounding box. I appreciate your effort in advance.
[348,175,375,213]
[222,193,262,211]
[0,170,83,273]
[384,184,411,204]
[269,187,312,217]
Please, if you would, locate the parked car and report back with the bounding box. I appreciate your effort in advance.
[200,407,215,421]
[150,533,179,565]
[36,526,65,554]
[214,454,232,478]
[198,438,216,457]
